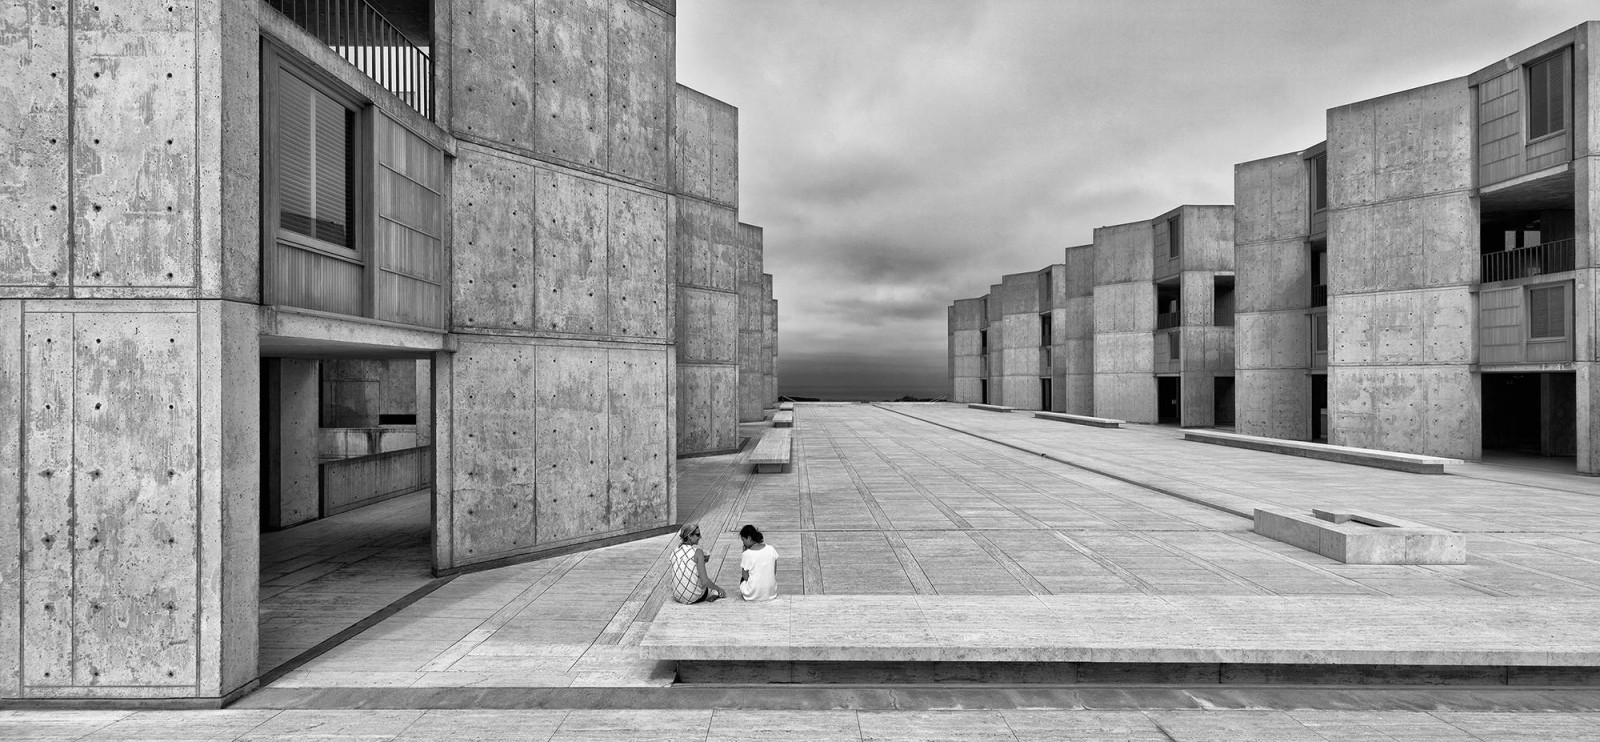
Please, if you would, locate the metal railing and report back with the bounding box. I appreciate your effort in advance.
[1481,239,1575,283]
[1310,283,1327,307]
[1156,311,1181,329]
[267,0,433,120]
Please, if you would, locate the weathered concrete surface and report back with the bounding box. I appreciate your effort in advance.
[672,107,741,454]
[737,223,765,422]
[2,299,259,701]
[1326,78,1478,459]
[450,0,673,187]
[948,296,988,403]
[762,276,777,406]
[262,359,320,529]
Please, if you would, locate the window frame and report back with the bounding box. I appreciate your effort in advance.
[262,42,372,268]
[1525,50,1569,144]
[1526,282,1569,341]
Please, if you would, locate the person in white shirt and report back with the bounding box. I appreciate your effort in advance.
[737,524,779,602]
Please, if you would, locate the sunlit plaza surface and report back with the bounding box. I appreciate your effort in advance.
[9,403,1600,740]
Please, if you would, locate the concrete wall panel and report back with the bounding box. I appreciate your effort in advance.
[534,0,609,169]
[1328,78,1471,210]
[1093,283,1154,333]
[1180,372,1215,428]
[74,4,198,291]
[676,362,736,454]
[0,302,18,695]
[453,147,536,330]
[1330,365,1479,459]
[1236,311,1311,370]
[0,1,70,291]
[535,344,609,543]
[1236,240,1309,313]
[1094,222,1152,284]
[1237,369,1311,440]
[535,168,608,334]
[609,347,671,525]
[1061,372,1094,416]
[1063,245,1094,298]
[607,186,668,338]
[952,377,980,403]
[708,97,738,206]
[1330,289,1473,366]
[999,272,1041,315]
[1094,373,1156,423]
[674,90,710,197]
[1092,332,1152,375]
[451,0,538,148]
[607,0,671,186]
[21,311,74,687]
[448,340,539,561]
[1329,194,1476,294]
[1235,153,1309,246]
[676,198,738,290]
[1182,206,1236,271]
[70,311,199,687]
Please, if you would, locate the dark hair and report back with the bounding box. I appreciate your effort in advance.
[739,524,763,543]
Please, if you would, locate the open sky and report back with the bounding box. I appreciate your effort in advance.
[675,1,1596,401]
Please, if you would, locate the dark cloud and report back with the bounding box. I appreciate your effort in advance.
[677,1,1597,400]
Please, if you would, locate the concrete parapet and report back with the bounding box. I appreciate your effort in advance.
[968,403,1014,413]
[1034,411,1122,428]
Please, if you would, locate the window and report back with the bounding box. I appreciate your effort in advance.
[1167,215,1182,259]
[1039,312,1052,347]
[979,329,988,354]
[1167,331,1180,360]
[1308,153,1328,211]
[276,68,358,254]
[1529,284,1566,339]
[1527,52,1568,141]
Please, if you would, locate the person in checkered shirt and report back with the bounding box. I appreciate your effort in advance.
[669,523,725,604]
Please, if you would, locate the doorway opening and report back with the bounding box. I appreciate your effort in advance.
[1310,374,1328,442]
[1039,377,1053,412]
[258,355,437,679]
[1482,371,1575,459]
[1213,376,1235,428]
[1157,376,1180,424]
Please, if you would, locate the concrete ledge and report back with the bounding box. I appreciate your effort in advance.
[1253,507,1465,564]
[1184,430,1462,474]
[1034,411,1123,428]
[778,401,794,411]
[642,595,1600,667]
[967,403,1014,413]
[772,410,794,428]
[749,429,792,473]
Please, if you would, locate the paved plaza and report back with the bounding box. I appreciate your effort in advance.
[8,403,1600,739]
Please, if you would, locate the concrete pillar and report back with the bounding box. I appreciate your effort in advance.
[263,359,321,529]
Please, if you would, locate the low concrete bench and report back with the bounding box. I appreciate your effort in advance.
[967,403,1014,413]
[778,401,794,411]
[1184,430,1461,474]
[748,429,792,473]
[1254,507,1465,564]
[642,594,1598,685]
[1034,411,1123,428]
[772,410,794,428]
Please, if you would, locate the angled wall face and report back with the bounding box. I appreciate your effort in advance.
[737,223,766,422]
[948,297,988,403]
[672,87,740,454]
[995,271,1045,409]
[762,275,777,405]
[1326,77,1479,458]
[440,0,678,571]
[0,1,262,703]
[1235,152,1315,440]
[1093,221,1157,422]
[1056,246,1096,414]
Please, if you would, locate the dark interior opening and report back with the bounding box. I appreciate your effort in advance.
[1157,377,1180,424]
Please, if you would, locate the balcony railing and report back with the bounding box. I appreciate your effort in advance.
[1310,283,1327,308]
[1481,239,1575,283]
[1155,311,1181,329]
[267,0,433,120]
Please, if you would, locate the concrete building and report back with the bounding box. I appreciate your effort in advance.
[948,207,1234,426]
[672,85,752,457]
[1235,23,1599,472]
[0,0,774,704]
[737,223,767,422]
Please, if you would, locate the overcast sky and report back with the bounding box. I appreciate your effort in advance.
[675,1,1595,400]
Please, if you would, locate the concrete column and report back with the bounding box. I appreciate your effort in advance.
[263,359,321,529]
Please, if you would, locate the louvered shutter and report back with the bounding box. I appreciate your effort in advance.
[278,72,316,238]
[1529,285,1563,339]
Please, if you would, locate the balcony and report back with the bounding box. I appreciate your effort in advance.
[266,0,433,119]
[1481,239,1575,283]
[1156,311,1181,330]
[1310,283,1327,308]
